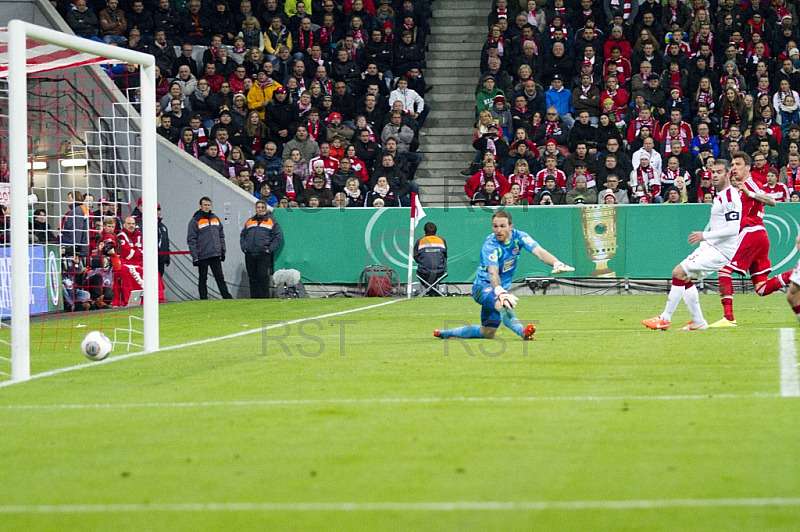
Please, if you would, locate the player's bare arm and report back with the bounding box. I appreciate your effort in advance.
[736,181,776,206]
[487,265,502,289]
[532,246,574,274]
[532,246,558,266]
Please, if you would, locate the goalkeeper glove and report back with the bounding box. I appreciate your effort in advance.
[494,285,518,309]
[551,261,575,274]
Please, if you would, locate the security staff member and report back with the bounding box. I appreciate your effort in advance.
[240,200,284,298]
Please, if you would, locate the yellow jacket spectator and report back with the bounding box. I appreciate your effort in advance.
[247,70,283,119]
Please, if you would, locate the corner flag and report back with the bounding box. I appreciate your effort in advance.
[407,193,426,297]
[411,192,426,229]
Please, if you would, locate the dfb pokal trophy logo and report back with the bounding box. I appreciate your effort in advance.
[580,205,618,277]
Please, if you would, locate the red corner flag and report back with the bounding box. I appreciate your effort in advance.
[411,192,426,230]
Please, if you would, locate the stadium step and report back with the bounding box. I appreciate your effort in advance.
[432,25,486,35]
[424,76,481,86]
[413,151,473,161]
[420,131,473,142]
[417,0,485,207]
[425,59,479,69]
[429,8,486,17]
[427,41,483,52]
[423,117,475,129]
[422,100,476,112]
[426,51,481,62]
[430,15,487,25]
[417,159,473,170]
[419,142,472,153]
[425,88,478,99]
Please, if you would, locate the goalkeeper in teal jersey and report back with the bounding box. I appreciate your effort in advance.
[434,211,574,340]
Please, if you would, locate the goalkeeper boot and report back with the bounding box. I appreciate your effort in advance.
[433,330,442,338]
[642,315,671,330]
[708,318,737,328]
[522,324,536,341]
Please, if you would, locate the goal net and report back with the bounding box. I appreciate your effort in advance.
[0,21,158,383]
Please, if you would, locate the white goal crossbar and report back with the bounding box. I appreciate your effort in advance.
[7,21,158,382]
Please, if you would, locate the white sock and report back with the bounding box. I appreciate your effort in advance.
[662,284,685,322]
[683,284,704,324]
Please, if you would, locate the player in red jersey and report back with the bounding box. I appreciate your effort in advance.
[710,152,792,327]
[116,216,166,305]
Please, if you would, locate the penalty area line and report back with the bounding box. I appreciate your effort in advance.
[779,328,800,397]
[0,298,405,390]
[1,498,800,513]
[0,392,780,410]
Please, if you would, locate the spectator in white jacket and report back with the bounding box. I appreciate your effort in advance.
[631,137,663,174]
[389,77,428,128]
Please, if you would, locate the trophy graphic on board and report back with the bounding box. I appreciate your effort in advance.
[580,205,618,277]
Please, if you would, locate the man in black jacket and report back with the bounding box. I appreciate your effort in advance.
[187,197,233,300]
[153,0,183,44]
[157,205,170,278]
[372,153,410,204]
[240,201,283,298]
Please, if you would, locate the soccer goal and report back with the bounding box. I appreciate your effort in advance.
[2,21,158,382]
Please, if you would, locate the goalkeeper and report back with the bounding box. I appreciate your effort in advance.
[434,210,573,341]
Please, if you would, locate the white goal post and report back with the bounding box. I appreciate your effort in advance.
[7,20,158,382]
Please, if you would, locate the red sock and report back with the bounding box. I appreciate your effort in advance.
[757,271,792,296]
[718,271,734,321]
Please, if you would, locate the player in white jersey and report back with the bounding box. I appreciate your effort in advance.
[786,236,800,324]
[643,159,743,331]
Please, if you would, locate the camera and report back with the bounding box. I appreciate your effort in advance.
[543,199,552,205]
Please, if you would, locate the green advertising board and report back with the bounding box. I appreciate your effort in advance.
[273,204,800,283]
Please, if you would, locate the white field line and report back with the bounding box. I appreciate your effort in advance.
[0,393,780,410]
[1,498,799,514]
[780,328,800,397]
[0,299,405,390]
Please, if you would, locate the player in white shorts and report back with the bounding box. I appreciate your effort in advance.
[643,159,743,330]
[786,236,800,324]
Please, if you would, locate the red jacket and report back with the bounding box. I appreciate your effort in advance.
[117,229,143,267]
[603,37,632,61]
[465,170,510,198]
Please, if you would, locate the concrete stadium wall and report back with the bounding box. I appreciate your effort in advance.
[3,0,259,301]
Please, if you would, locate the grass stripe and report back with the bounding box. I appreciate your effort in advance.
[780,328,800,397]
[1,498,799,513]
[0,392,781,410]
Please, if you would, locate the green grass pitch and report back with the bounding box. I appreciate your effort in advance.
[0,294,799,531]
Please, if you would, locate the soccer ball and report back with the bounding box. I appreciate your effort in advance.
[81,331,112,361]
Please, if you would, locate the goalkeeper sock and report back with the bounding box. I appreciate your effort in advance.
[500,308,523,337]
[439,325,484,339]
[661,277,685,322]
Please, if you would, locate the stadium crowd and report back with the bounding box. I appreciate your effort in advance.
[465,0,800,207]
[56,0,431,208]
[51,0,800,210]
